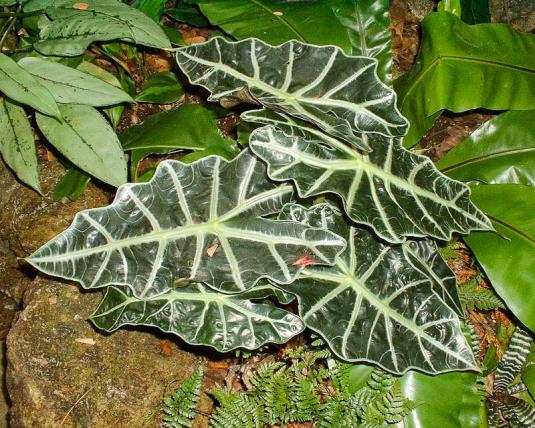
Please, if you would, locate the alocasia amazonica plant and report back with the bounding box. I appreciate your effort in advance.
[27,37,492,375]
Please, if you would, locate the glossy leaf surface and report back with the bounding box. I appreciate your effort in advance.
[395,12,535,146]
[91,283,304,351]
[0,99,41,194]
[27,150,345,298]
[18,57,133,106]
[176,37,407,151]
[53,167,91,202]
[464,184,535,331]
[400,371,485,428]
[0,52,60,118]
[120,104,239,179]
[184,0,351,50]
[34,0,171,56]
[36,104,127,187]
[248,110,491,243]
[332,0,392,83]
[278,203,475,374]
[135,72,184,104]
[437,110,535,186]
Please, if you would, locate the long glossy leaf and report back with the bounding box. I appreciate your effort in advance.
[91,283,304,352]
[36,104,127,187]
[184,0,351,51]
[27,150,346,298]
[0,53,60,118]
[18,57,133,106]
[34,0,171,56]
[400,371,486,428]
[0,99,41,194]
[134,72,184,104]
[176,37,408,152]
[248,110,492,243]
[464,184,535,331]
[332,0,392,83]
[277,203,475,374]
[437,110,535,186]
[395,12,535,147]
[120,104,239,180]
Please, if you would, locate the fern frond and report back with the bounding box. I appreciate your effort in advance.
[161,367,203,428]
[210,387,265,428]
[437,241,462,260]
[291,377,324,422]
[459,282,505,311]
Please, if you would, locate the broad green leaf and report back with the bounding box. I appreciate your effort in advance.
[35,104,127,187]
[53,167,90,202]
[18,57,133,106]
[176,37,408,152]
[464,184,535,331]
[91,283,304,352]
[132,0,166,22]
[76,61,122,88]
[437,110,535,186]
[248,110,491,243]
[120,104,239,179]
[34,0,171,56]
[135,72,184,104]
[0,99,41,194]
[184,0,351,50]
[27,150,346,298]
[332,0,392,84]
[438,0,462,16]
[395,12,535,147]
[400,371,486,428]
[277,203,475,374]
[0,52,60,118]
[165,2,209,27]
[460,0,490,24]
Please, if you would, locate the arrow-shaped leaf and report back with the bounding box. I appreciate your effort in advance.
[175,37,407,151]
[91,283,304,352]
[248,109,491,243]
[277,203,475,374]
[27,150,345,298]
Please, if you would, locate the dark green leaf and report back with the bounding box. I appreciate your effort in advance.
[132,0,166,22]
[464,184,535,331]
[249,110,491,243]
[135,72,184,104]
[165,2,209,27]
[18,57,133,106]
[461,0,490,24]
[395,12,535,147]
[53,167,90,202]
[0,99,41,194]
[437,0,462,17]
[184,0,351,50]
[91,284,304,351]
[162,25,186,46]
[176,38,408,152]
[332,0,392,83]
[120,104,239,179]
[27,150,346,297]
[400,371,485,428]
[34,0,171,56]
[437,110,535,186]
[278,203,475,374]
[36,104,127,187]
[0,52,60,118]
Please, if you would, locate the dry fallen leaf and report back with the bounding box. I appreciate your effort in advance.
[73,2,89,10]
[75,338,96,346]
[207,243,219,257]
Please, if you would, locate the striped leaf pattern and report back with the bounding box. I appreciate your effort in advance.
[27,150,346,297]
[276,203,475,374]
[247,110,492,243]
[175,37,408,152]
[91,283,304,351]
[494,326,533,394]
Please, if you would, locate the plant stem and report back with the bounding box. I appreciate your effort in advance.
[0,10,44,18]
[0,16,16,52]
[90,46,133,77]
